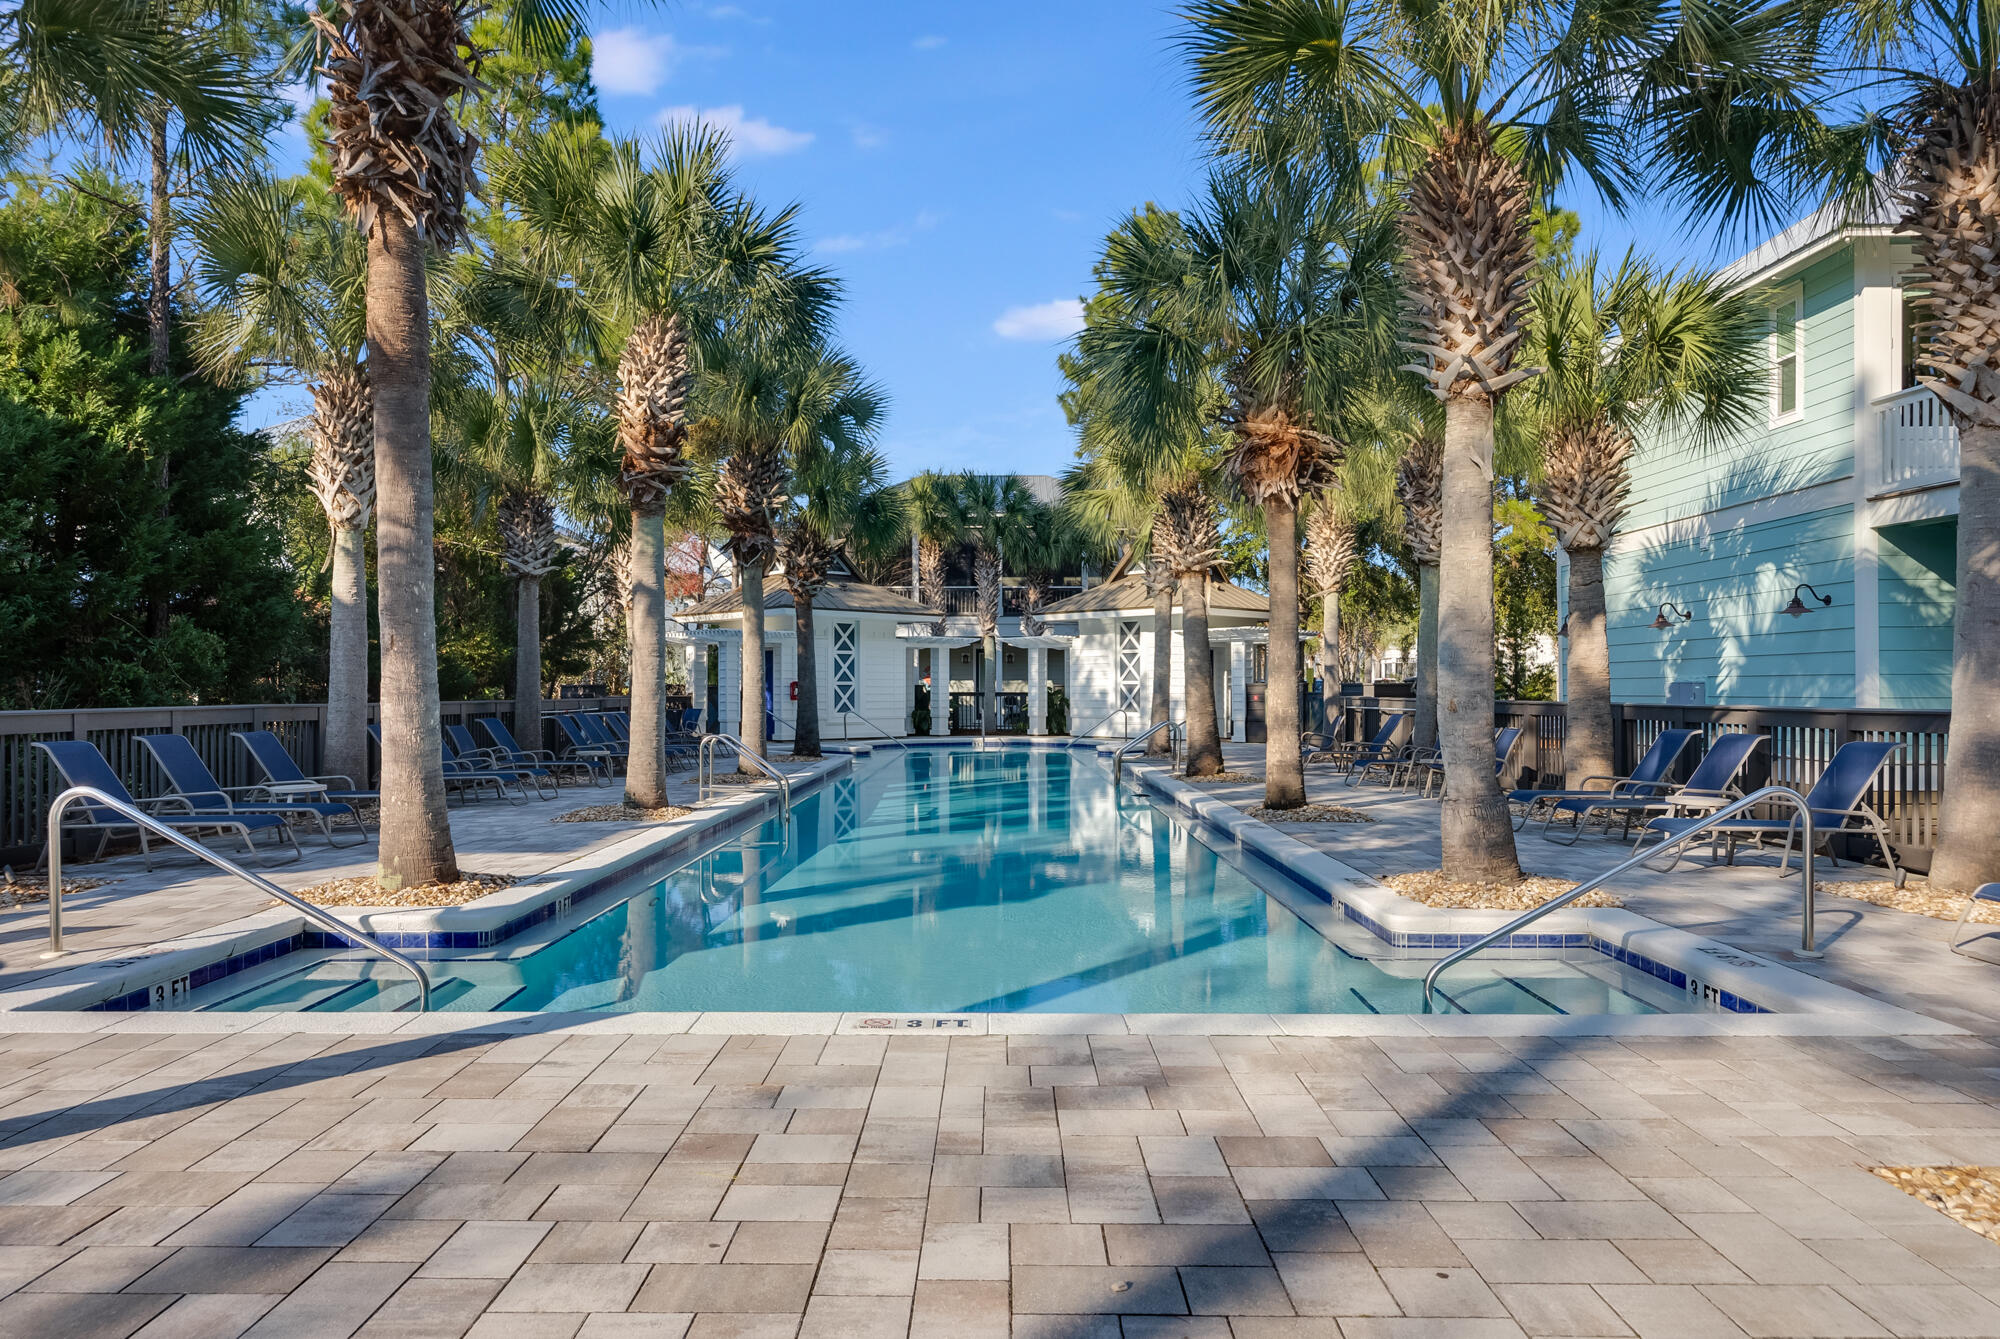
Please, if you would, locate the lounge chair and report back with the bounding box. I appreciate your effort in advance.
[557,715,622,775]
[1951,884,2000,960]
[365,724,520,804]
[476,717,610,787]
[1640,738,1906,886]
[139,733,367,847]
[34,740,301,868]
[1507,728,1700,833]
[1547,731,1771,846]
[568,713,629,759]
[440,726,548,802]
[1301,714,1346,764]
[232,729,377,803]
[1344,713,1414,785]
[1411,726,1523,799]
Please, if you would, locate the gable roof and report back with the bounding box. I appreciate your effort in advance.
[1041,574,1269,616]
[682,577,939,619]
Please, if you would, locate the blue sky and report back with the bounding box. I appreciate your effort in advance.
[253,1,1792,476]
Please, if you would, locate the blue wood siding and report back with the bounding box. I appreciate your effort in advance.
[1604,505,1855,706]
[1878,519,1955,709]
[1623,250,1856,530]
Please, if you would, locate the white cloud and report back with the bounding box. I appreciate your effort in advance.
[657,103,814,156]
[850,121,888,150]
[815,210,941,256]
[912,34,947,49]
[592,28,727,97]
[992,298,1084,341]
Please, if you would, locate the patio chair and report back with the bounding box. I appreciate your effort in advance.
[1301,714,1346,764]
[1342,713,1413,785]
[476,717,610,788]
[569,713,630,759]
[1411,726,1523,799]
[1951,884,2000,960]
[232,729,377,803]
[1640,738,1906,886]
[1541,731,1772,847]
[34,740,301,869]
[442,725,551,801]
[139,733,367,848]
[680,707,706,735]
[365,724,520,805]
[1506,728,1700,832]
[556,715,622,775]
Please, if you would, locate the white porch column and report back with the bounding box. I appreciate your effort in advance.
[928,649,949,736]
[1230,642,1250,742]
[718,641,742,737]
[905,646,918,736]
[1029,646,1048,735]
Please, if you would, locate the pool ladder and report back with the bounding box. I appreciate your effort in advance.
[1112,721,1184,785]
[1421,785,1821,1012]
[697,734,793,830]
[42,785,431,1011]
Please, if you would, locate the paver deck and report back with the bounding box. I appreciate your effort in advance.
[1,740,1997,1336]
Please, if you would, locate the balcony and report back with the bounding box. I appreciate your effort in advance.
[894,584,1084,617]
[1871,386,1961,497]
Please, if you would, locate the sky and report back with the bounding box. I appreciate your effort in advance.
[250,0,1796,478]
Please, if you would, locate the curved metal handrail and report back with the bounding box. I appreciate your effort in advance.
[698,734,793,824]
[1113,721,1177,785]
[840,710,910,749]
[1421,785,1818,1011]
[45,786,431,1011]
[1068,704,1134,744]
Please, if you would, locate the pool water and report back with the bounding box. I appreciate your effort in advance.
[193,749,1706,1015]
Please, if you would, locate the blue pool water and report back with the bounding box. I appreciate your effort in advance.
[195,749,1704,1015]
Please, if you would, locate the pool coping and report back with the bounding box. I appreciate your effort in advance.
[0,743,1965,1037]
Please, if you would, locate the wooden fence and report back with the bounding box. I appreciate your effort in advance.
[1324,695,1951,874]
[0,697,632,860]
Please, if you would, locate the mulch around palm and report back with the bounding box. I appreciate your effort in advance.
[1384,868,1618,911]
[1245,803,1375,824]
[553,803,692,824]
[289,871,517,908]
[1,872,112,907]
[1874,1167,2000,1243]
[1181,772,1260,784]
[1817,878,1999,924]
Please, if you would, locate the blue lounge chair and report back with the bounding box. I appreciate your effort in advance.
[556,715,622,775]
[1301,713,1346,764]
[366,724,519,804]
[1641,738,1905,885]
[1508,728,1700,833]
[680,707,705,735]
[445,723,557,800]
[1340,713,1412,785]
[139,734,367,847]
[233,729,376,803]
[476,717,609,787]
[1550,731,1771,847]
[571,713,629,758]
[35,740,301,868]
[1411,726,1523,799]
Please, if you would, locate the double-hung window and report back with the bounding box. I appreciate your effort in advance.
[1768,285,1804,424]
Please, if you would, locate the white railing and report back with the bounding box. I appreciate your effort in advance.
[1872,386,1960,496]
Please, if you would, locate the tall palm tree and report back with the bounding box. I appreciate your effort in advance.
[1008,498,1080,638]
[1078,174,1399,808]
[1153,477,1228,775]
[1520,253,1765,786]
[1394,432,1443,751]
[186,176,375,792]
[501,123,833,806]
[905,470,963,634]
[782,437,898,757]
[952,473,1036,730]
[1181,0,1787,875]
[1304,490,1358,710]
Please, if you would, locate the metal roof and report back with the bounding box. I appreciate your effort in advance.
[1040,574,1270,615]
[682,577,939,619]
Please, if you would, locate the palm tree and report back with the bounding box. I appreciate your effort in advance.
[186,176,375,793]
[1394,432,1443,751]
[1008,498,1079,638]
[1303,491,1358,712]
[782,436,899,757]
[952,473,1036,730]
[905,470,963,634]
[1078,174,1399,808]
[1153,478,1228,775]
[501,123,832,806]
[1181,0,1787,875]
[1520,253,1766,787]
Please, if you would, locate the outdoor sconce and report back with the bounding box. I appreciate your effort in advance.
[1782,583,1834,618]
[1650,602,1693,631]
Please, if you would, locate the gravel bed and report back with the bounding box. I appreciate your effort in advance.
[553,803,692,824]
[1245,803,1375,824]
[1874,1166,2000,1242]
[1819,878,1999,923]
[1181,772,1260,784]
[1384,868,1619,911]
[288,871,517,908]
[0,873,112,906]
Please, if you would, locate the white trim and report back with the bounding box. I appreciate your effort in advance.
[1608,473,1854,551]
[1767,282,1806,426]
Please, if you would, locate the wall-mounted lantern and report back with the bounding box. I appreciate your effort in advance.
[1650,602,1693,631]
[1782,583,1833,618]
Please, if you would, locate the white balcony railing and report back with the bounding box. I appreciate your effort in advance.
[1872,385,1961,496]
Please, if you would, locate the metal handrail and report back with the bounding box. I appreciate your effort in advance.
[839,710,910,749]
[44,785,431,1011]
[698,734,793,824]
[1113,721,1177,785]
[1069,704,1134,744]
[1421,785,1818,1011]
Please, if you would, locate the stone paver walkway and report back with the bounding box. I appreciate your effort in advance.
[2,1022,1999,1338]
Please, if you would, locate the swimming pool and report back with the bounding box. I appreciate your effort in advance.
[178,748,1724,1016]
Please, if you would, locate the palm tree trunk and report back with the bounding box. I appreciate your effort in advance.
[369,212,457,888]
[626,508,669,808]
[1438,398,1520,882]
[1147,577,1174,754]
[741,559,768,766]
[1320,587,1340,723]
[148,114,171,378]
[514,573,543,758]
[325,520,370,789]
[1562,546,1614,788]
[1931,423,2000,892]
[1415,562,1439,751]
[794,593,821,758]
[1183,578,1222,777]
[1264,499,1306,808]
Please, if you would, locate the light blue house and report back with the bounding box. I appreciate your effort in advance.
[1585,203,1962,711]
